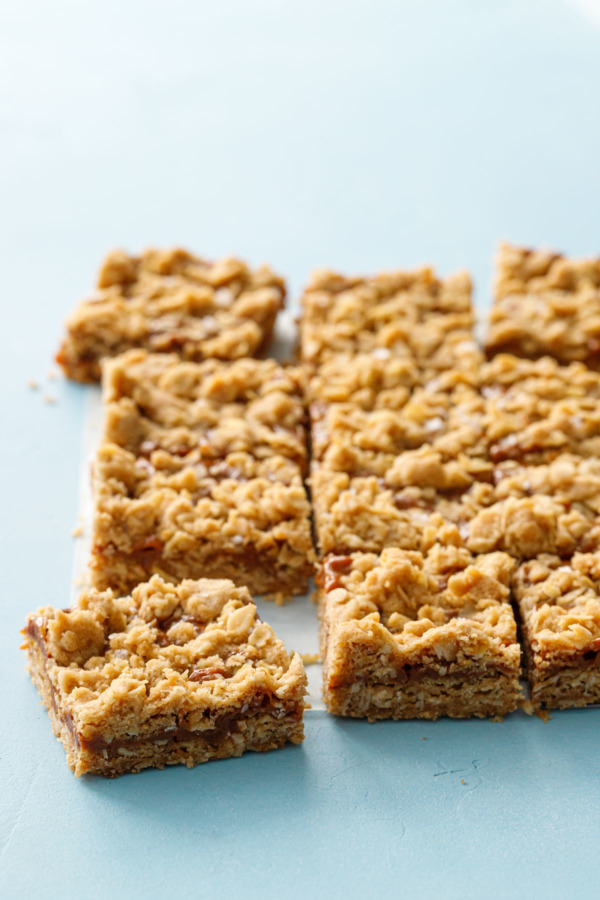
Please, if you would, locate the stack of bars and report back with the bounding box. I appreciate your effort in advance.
[303,248,600,719]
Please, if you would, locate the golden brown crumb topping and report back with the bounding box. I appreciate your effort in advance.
[57,248,285,381]
[103,350,308,468]
[300,266,481,377]
[514,553,600,657]
[26,575,306,737]
[486,244,600,365]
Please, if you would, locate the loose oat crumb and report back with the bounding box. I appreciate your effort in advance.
[535,709,552,723]
[43,395,56,405]
[520,699,534,716]
[422,737,427,741]
[72,525,83,538]
[301,653,320,665]
[461,778,465,785]
[26,379,40,390]
[47,369,58,380]
[262,591,292,606]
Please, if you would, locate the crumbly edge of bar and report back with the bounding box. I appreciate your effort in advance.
[24,635,304,777]
[319,598,520,683]
[89,545,316,597]
[103,350,306,407]
[527,664,600,711]
[57,315,279,384]
[302,266,473,304]
[511,553,600,708]
[319,618,521,721]
[323,673,521,720]
[91,442,316,591]
[494,242,600,297]
[57,248,285,382]
[318,562,521,721]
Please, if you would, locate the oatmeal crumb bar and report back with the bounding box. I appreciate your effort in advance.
[513,554,600,710]
[91,352,315,596]
[318,546,521,720]
[22,575,307,777]
[481,355,600,464]
[310,383,487,476]
[57,248,285,382]
[311,453,600,561]
[486,243,600,366]
[300,266,482,379]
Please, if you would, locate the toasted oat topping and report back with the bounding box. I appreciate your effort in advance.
[57,248,285,382]
[92,351,315,594]
[514,553,600,657]
[300,266,481,377]
[486,243,600,365]
[320,545,517,649]
[27,575,305,736]
[103,350,308,468]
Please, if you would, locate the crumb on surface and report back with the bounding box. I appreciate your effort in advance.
[43,395,56,405]
[535,709,552,723]
[301,653,320,665]
[262,591,292,606]
[47,369,58,380]
[461,778,465,785]
[71,525,83,538]
[27,379,40,390]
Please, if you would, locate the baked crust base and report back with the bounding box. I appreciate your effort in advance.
[323,672,521,721]
[90,546,315,597]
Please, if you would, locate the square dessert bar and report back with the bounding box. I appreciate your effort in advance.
[300,266,482,379]
[91,352,315,595]
[513,554,600,710]
[103,350,309,472]
[310,459,490,557]
[311,453,600,560]
[22,575,307,777]
[57,247,285,382]
[481,355,600,464]
[485,242,600,367]
[310,382,486,478]
[318,545,521,720]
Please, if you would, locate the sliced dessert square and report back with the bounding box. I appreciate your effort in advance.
[57,248,285,382]
[300,266,481,379]
[318,545,520,720]
[22,575,307,777]
[513,553,600,710]
[485,242,600,367]
[91,352,315,595]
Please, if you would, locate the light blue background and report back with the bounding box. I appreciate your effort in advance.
[2,1,600,897]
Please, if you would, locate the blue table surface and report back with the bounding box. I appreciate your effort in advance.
[2,1,600,897]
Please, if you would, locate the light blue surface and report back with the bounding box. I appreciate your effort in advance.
[2,1,600,897]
